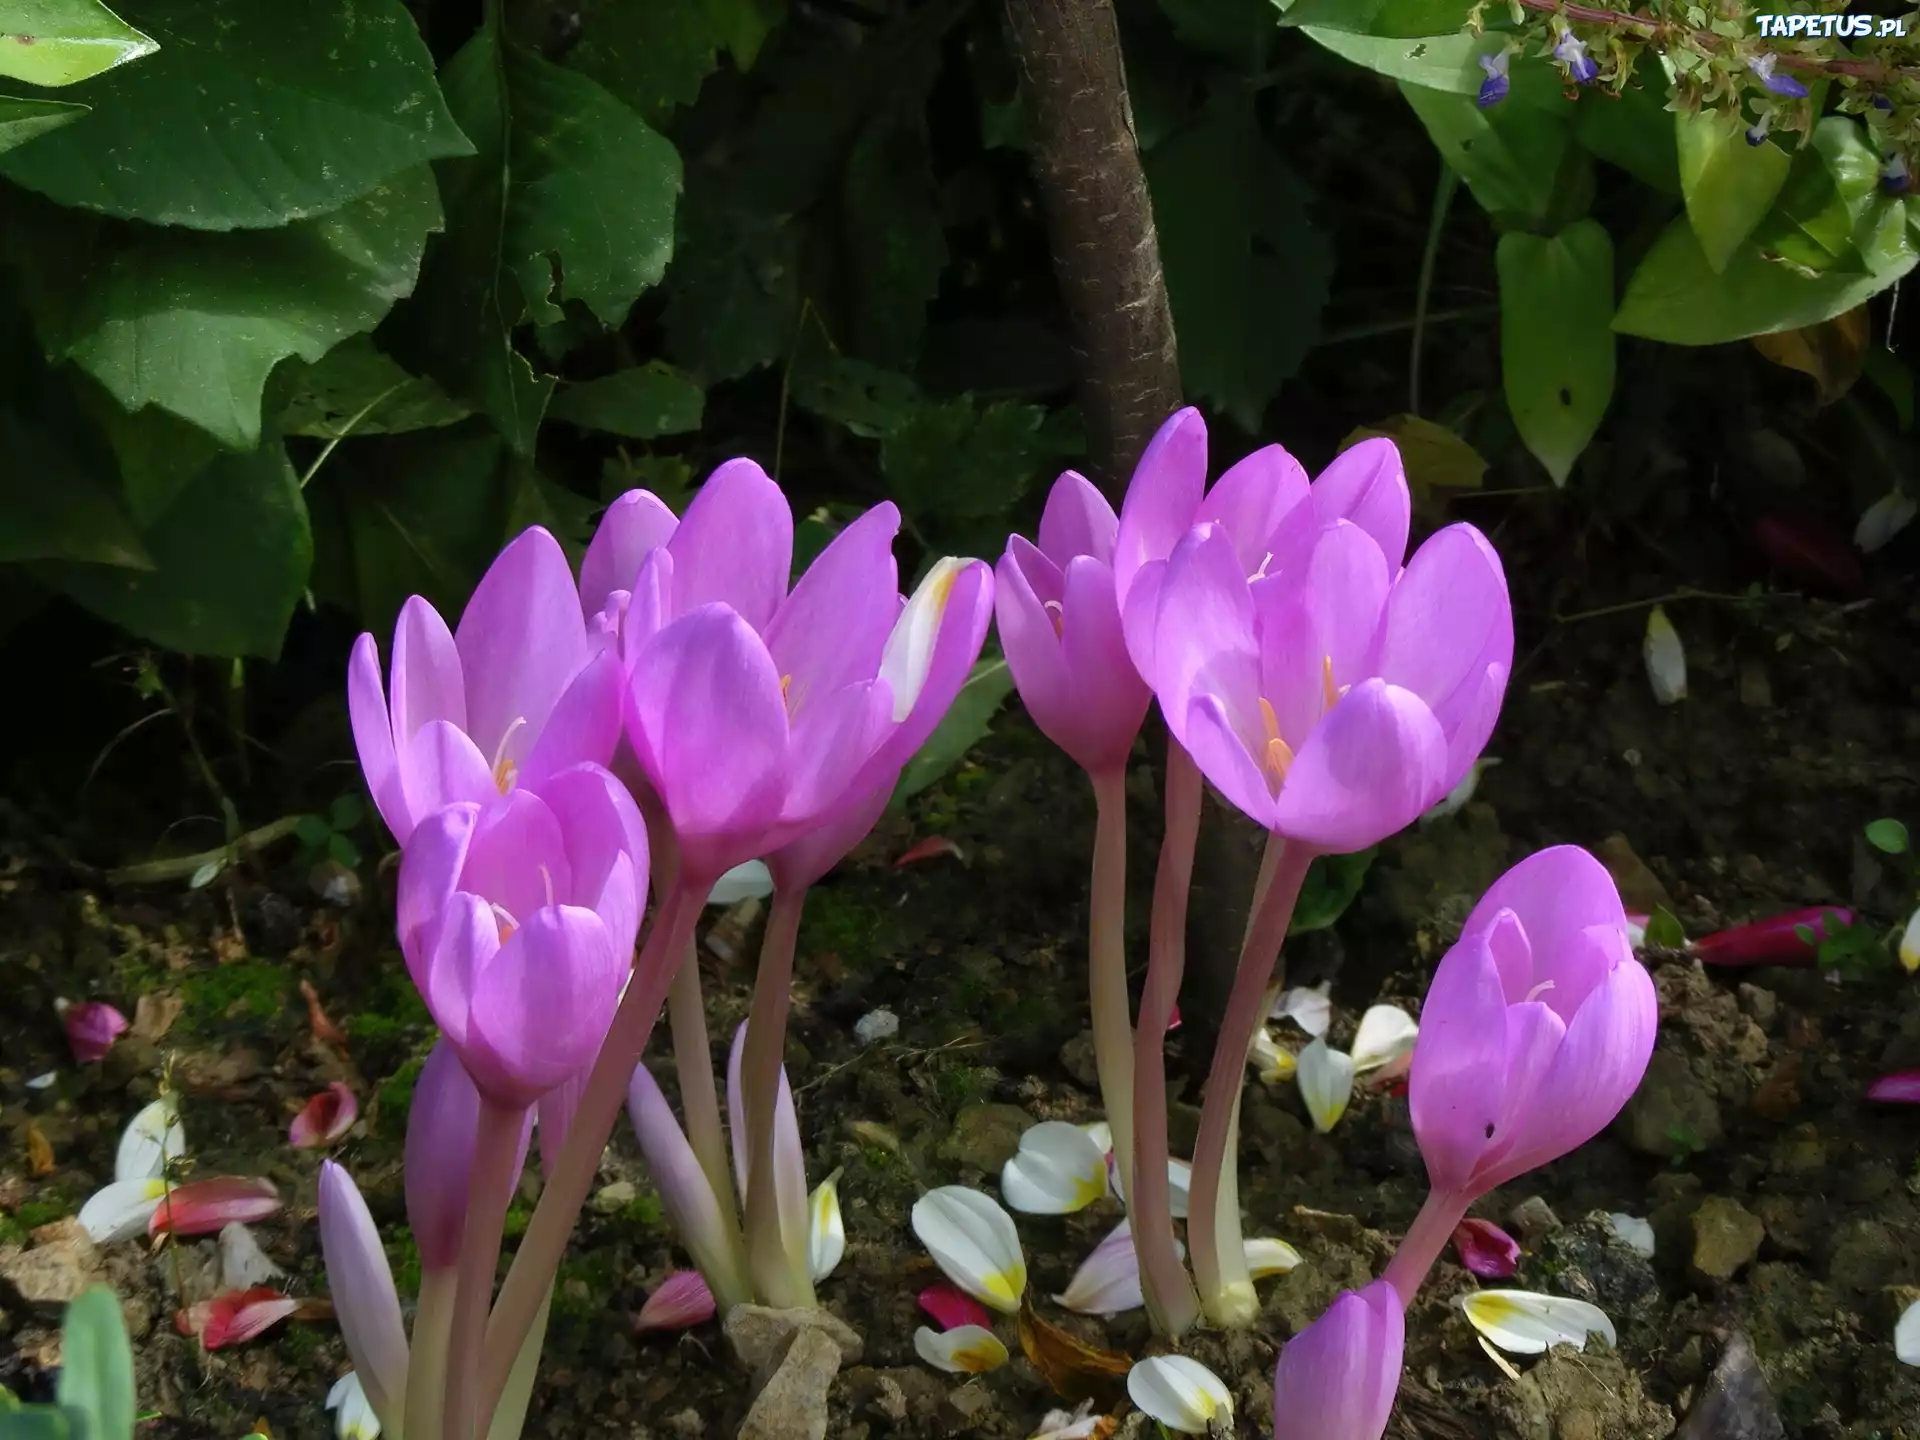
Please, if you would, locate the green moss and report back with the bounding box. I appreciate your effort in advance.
[933,1065,992,1114]
[502,1201,533,1239]
[349,968,433,1050]
[619,1193,664,1230]
[280,1322,323,1366]
[552,1250,617,1321]
[0,1215,27,1246]
[13,1200,67,1231]
[376,1057,426,1141]
[803,887,882,957]
[178,958,290,1035]
[386,1230,422,1299]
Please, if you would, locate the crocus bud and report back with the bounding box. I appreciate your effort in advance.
[1272,1280,1404,1440]
[404,1040,533,1271]
[318,1161,408,1426]
[627,1062,752,1309]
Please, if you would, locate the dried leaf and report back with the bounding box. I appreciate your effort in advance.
[896,836,964,867]
[1016,1299,1131,1404]
[131,990,183,1043]
[27,1122,54,1176]
[1340,415,1487,525]
[298,979,349,1050]
[1749,306,1868,404]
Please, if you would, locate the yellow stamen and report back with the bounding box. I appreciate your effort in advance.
[491,903,518,944]
[1322,655,1339,713]
[1258,697,1294,783]
[491,717,528,794]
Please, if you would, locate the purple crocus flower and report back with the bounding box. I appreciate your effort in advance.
[349,528,625,846]
[1271,1281,1404,1440]
[1477,50,1511,108]
[1553,30,1598,85]
[997,471,1153,777]
[1748,54,1808,100]
[318,1162,409,1430]
[395,765,647,1109]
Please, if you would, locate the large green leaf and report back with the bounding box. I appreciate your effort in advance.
[1497,221,1615,486]
[0,0,468,230]
[840,105,946,368]
[1399,80,1575,228]
[0,95,87,153]
[1677,108,1792,273]
[0,0,153,87]
[1146,99,1331,430]
[546,362,703,439]
[6,167,443,449]
[660,190,798,385]
[37,438,311,657]
[1279,0,1473,36]
[1569,61,1680,195]
[277,336,471,440]
[562,0,722,127]
[54,1286,134,1440]
[880,397,1059,526]
[0,408,149,565]
[1297,23,1498,94]
[892,656,1013,803]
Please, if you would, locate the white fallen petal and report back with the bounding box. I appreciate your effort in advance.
[1897,1296,1920,1366]
[1249,1029,1296,1084]
[1079,1121,1113,1157]
[1422,756,1500,824]
[1167,1159,1192,1220]
[1296,1037,1356,1133]
[707,860,773,906]
[116,1094,185,1182]
[1461,1289,1618,1355]
[1271,983,1332,1037]
[1643,605,1687,705]
[1243,1236,1302,1279]
[219,1222,285,1290]
[914,1323,1009,1374]
[78,1176,167,1244]
[1054,1219,1185,1316]
[1856,489,1917,554]
[25,1071,56,1091]
[1126,1355,1233,1434]
[1900,907,1920,975]
[809,1173,846,1283]
[1349,1005,1419,1074]
[912,1186,1027,1313]
[1028,1401,1106,1440]
[326,1371,382,1439]
[1606,1213,1656,1259]
[1001,1121,1108,1215]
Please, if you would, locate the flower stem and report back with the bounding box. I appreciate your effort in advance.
[742,886,814,1307]
[1382,1189,1471,1309]
[404,1268,455,1440]
[479,883,703,1421]
[668,939,739,1236]
[482,1286,550,1440]
[442,1097,526,1440]
[1188,836,1316,1328]
[1129,741,1203,1337]
[1087,765,1135,1207]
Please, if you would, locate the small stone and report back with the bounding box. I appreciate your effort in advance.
[944,1378,995,1425]
[1736,984,1777,1031]
[1826,1218,1899,1293]
[1508,1195,1562,1247]
[1691,1197,1765,1281]
[723,1304,864,1375]
[1059,1030,1099,1090]
[863,1374,907,1423]
[854,1009,900,1047]
[1676,1331,1784,1440]
[0,1220,100,1304]
[937,1103,1032,1173]
[665,1408,705,1438]
[592,1180,637,1215]
[1618,1049,1725,1159]
[738,1326,841,1440]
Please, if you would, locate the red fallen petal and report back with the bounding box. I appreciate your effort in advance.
[1451,1217,1521,1279]
[1692,907,1855,968]
[1866,1070,1920,1104]
[179,1286,298,1349]
[1752,513,1868,598]
[59,1000,129,1064]
[1167,1005,1182,1033]
[918,1282,993,1332]
[289,1083,358,1149]
[896,836,964,867]
[635,1270,715,1332]
[150,1177,281,1238]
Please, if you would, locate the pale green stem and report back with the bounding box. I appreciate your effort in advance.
[1087,765,1135,1206]
[668,939,740,1236]
[482,1288,551,1440]
[443,1098,526,1440]
[403,1269,456,1440]
[743,886,815,1307]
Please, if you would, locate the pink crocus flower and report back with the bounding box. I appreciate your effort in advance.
[1867,1070,1920,1104]
[996,471,1152,776]
[150,1176,281,1238]
[319,1161,409,1429]
[349,527,625,845]
[289,1082,358,1149]
[395,764,646,1109]
[59,999,128,1063]
[1271,1280,1405,1440]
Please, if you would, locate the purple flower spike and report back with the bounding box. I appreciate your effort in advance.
[1477,51,1510,108]
[1272,1281,1404,1440]
[1749,53,1809,99]
[1554,31,1598,85]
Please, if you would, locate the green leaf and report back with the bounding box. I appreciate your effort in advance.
[659,196,797,385]
[793,355,923,438]
[892,656,1012,803]
[705,0,784,72]
[1569,62,1679,195]
[1497,221,1615,486]
[293,814,331,847]
[0,0,467,230]
[1751,143,1862,275]
[0,1406,81,1439]
[326,831,360,868]
[1290,850,1376,933]
[1297,23,1500,94]
[0,0,153,87]
[1279,0,1473,36]
[328,793,364,831]
[0,409,150,566]
[36,438,311,657]
[1865,817,1910,855]
[77,382,222,526]
[562,0,722,128]
[55,1287,133,1440]
[1645,906,1686,949]
[0,95,87,153]
[277,337,471,440]
[7,167,444,449]
[546,362,703,439]
[1677,109,1792,274]
[880,397,1056,527]
[1159,0,1282,59]
[1146,99,1331,430]
[840,106,946,367]
[1399,80,1572,227]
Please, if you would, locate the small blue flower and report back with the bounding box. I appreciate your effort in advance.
[1872,94,1895,112]
[1883,153,1911,195]
[1553,30,1599,85]
[1748,53,1809,99]
[1477,50,1511,109]
[1745,111,1772,147]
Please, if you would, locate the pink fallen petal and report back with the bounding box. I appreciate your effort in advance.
[59,1000,129,1063]
[635,1270,716,1332]
[1867,1071,1920,1104]
[896,836,964,867]
[1451,1217,1521,1279]
[289,1083,358,1149]
[1691,907,1854,968]
[1167,1005,1182,1033]
[176,1286,298,1349]
[150,1177,282,1238]
[918,1281,993,1332]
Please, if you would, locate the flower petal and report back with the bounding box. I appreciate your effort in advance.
[456,527,591,769]
[1461,1289,1616,1354]
[1312,437,1411,569]
[1407,930,1510,1193]
[516,649,624,791]
[1350,1005,1419,1074]
[1896,1296,1920,1366]
[326,1371,383,1440]
[1126,1355,1233,1435]
[1297,1037,1357,1133]
[348,633,407,840]
[1272,1281,1404,1440]
[62,1000,129,1064]
[765,501,900,707]
[192,1286,297,1349]
[918,1282,995,1332]
[290,1083,358,1149]
[1167,1158,1192,1220]
[1606,1213,1656,1258]
[115,1095,184,1182]
[1113,407,1208,609]
[911,1186,1027,1313]
[219,1222,284,1290]
[468,906,622,1106]
[876,559,995,768]
[627,1062,751,1304]
[809,1174,846,1282]
[319,1162,408,1421]
[667,458,794,633]
[1250,1029,1297,1084]
[708,860,773,906]
[580,489,679,619]
[1244,1236,1303,1278]
[1274,679,1448,852]
[1451,1218,1521,1279]
[79,1176,168,1243]
[915,1324,1010,1374]
[397,719,494,829]
[151,1177,282,1237]
[1037,470,1119,569]
[1868,1070,1920,1104]
[534,762,648,955]
[1001,1121,1109,1215]
[1193,443,1311,578]
[1272,984,1332,1037]
[1055,1220,1149,1315]
[390,594,466,742]
[636,1270,717,1332]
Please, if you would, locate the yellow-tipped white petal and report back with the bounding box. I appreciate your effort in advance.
[1126,1355,1233,1434]
[1422,756,1500,824]
[1028,1402,1106,1440]
[1349,1005,1418,1074]
[1001,1121,1108,1214]
[1079,1120,1113,1156]
[116,1094,184,1182]
[808,1173,846,1282]
[1249,1029,1296,1084]
[1296,1037,1356,1133]
[1899,907,1920,975]
[1896,1297,1920,1366]
[1605,1213,1655,1259]
[1167,1158,1192,1220]
[914,1323,1009,1374]
[1461,1289,1617,1355]
[912,1185,1027,1313]
[78,1176,168,1243]
[706,860,773,906]
[1856,489,1917,554]
[326,1371,383,1439]
[1271,983,1332,1037]
[1243,1236,1302,1279]
[1643,605,1687,705]
[881,557,966,720]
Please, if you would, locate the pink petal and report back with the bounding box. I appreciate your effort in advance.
[1182,692,1283,831]
[636,1270,717,1332]
[456,527,591,772]
[580,489,679,619]
[874,559,995,769]
[347,633,408,841]
[1271,1280,1404,1440]
[458,789,573,926]
[396,803,479,986]
[1461,847,1629,1015]
[319,1161,408,1417]
[1407,930,1510,1195]
[918,1282,994,1332]
[61,1000,128,1063]
[763,501,901,708]
[397,718,494,828]
[1311,438,1411,569]
[289,1083,358,1149]
[391,595,467,743]
[1037,470,1119,569]
[516,649,625,792]
[1113,407,1208,609]
[1867,1070,1920,1104]
[1273,679,1448,852]
[778,679,891,830]
[1450,1218,1520,1279]
[181,1286,297,1349]
[151,1177,282,1238]
[667,458,794,634]
[1193,443,1311,579]
[1149,523,1261,742]
[468,906,622,1108]
[1692,907,1853,968]
[536,762,649,959]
